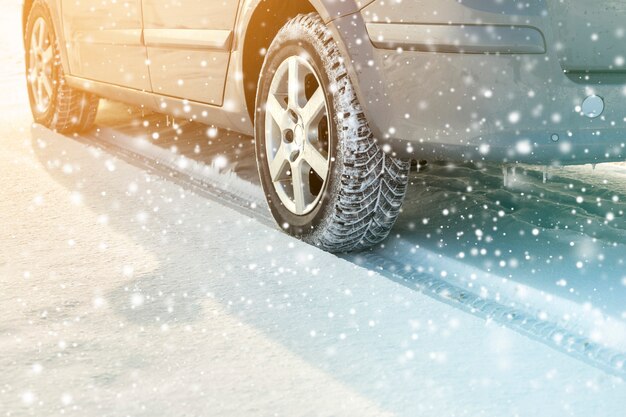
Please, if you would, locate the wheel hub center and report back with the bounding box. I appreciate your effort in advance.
[294,124,305,147]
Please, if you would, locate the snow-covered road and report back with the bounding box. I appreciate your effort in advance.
[4,105,626,417]
[2,1,626,416]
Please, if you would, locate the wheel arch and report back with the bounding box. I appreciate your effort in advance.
[238,0,373,121]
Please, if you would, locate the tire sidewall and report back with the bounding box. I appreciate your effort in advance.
[24,1,60,127]
[255,37,344,238]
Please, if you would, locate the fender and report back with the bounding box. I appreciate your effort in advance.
[235,0,388,139]
[327,12,390,143]
[234,0,373,54]
[238,0,375,29]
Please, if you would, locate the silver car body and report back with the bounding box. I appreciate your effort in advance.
[23,0,626,166]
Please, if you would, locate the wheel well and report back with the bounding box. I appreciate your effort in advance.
[242,0,316,120]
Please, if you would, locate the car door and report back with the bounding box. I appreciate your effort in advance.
[60,0,151,90]
[141,1,240,106]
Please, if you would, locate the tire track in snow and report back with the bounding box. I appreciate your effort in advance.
[355,251,626,379]
[71,125,626,379]
[75,126,271,226]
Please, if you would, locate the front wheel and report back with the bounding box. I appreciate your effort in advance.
[255,13,410,252]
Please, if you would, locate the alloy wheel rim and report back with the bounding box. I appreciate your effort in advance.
[28,17,54,114]
[264,55,331,216]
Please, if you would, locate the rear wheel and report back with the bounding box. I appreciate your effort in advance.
[255,13,410,252]
[25,0,99,133]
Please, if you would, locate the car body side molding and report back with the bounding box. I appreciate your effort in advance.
[366,23,546,55]
[73,29,143,46]
[144,29,233,50]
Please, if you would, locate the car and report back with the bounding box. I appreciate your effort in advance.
[22,0,626,252]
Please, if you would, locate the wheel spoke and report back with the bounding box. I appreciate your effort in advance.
[36,76,44,108]
[37,20,45,51]
[27,67,36,85]
[291,162,307,213]
[41,72,53,97]
[31,33,39,55]
[269,145,288,182]
[42,45,53,64]
[288,57,304,109]
[301,87,326,126]
[303,142,329,180]
[266,94,287,130]
[29,46,37,69]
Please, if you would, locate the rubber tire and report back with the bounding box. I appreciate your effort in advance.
[255,13,410,252]
[25,0,99,134]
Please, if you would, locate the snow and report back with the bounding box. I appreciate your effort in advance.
[2,127,626,416]
[2,1,626,415]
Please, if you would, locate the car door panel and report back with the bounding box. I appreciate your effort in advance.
[142,1,240,106]
[61,0,150,90]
